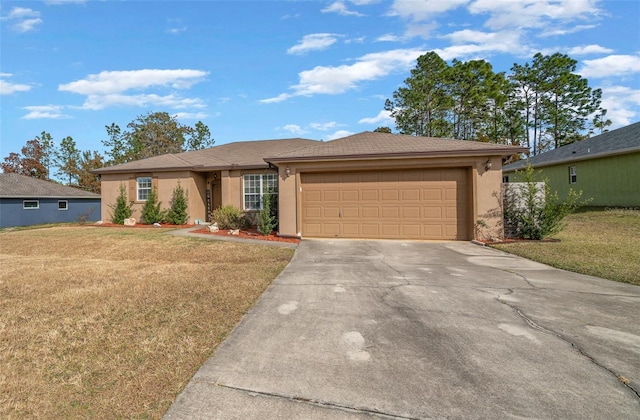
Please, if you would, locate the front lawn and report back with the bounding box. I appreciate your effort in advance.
[0,226,294,418]
[491,208,640,286]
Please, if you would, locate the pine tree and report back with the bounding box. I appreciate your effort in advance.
[166,183,188,225]
[109,184,133,224]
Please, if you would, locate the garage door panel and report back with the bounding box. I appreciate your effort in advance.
[402,207,421,218]
[361,190,379,201]
[342,207,359,218]
[402,189,421,201]
[363,207,381,218]
[381,189,399,201]
[381,207,398,218]
[301,169,469,240]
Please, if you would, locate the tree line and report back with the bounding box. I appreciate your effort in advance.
[384,51,611,154]
[1,112,213,193]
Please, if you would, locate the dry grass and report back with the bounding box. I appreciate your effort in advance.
[0,226,294,418]
[492,208,640,286]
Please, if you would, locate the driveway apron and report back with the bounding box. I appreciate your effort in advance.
[164,239,640,419]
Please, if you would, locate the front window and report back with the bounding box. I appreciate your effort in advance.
[569,166,577,184]
[23,200,39,209]
[58,200,68,210]
[137,177,152,201]
[243,174,278,210]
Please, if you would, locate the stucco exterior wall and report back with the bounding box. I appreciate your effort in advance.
[273,155,504,240]
[100,171,207,224]
[504,152,640,207]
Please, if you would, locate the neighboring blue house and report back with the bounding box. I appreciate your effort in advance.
[0,173,101,228]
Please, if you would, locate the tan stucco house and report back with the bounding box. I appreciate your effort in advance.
[95,131,526,240]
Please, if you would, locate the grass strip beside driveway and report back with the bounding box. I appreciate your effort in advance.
[0,226,294,418]
[491,208,640,286]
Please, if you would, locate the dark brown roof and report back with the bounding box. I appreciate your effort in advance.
[266,131,529,162]
[504,122,640,171]
[94,138,319,174]
[0,173,101,198]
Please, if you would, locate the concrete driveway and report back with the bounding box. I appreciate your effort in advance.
[164,239,640,419]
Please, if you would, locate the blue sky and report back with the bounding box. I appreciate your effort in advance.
[1,0,639,159]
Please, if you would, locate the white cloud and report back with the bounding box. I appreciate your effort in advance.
[540,24,596,37]
[44,0,86,4]
[261,48,425,103]
[59,69,208,95]
[468,0,601,30]
[579,55,640,78]
[388,0,468,20]
[281,124,308,135]
[287,33,341,55]
[567,44,614,56]
[81,93,206,111]
[358,110,393,125]
[434,30,522,60]
[1,7,43,33]
[598,85,640,127]
[376,34,401,42]
[58,69,209,111]
[174,112,208,120]
[22,105,70,120]
[322,1,365,17]
[310,122,339,131]
[326,130,354,140]
[0,74,32,95]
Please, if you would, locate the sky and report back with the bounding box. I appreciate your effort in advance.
[1,0,639,160]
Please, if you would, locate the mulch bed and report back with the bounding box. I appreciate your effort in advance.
[190,227,300,244]
[475,237,561,245]
[95,222,194,229]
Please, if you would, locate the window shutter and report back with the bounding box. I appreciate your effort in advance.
[129,177,136,200]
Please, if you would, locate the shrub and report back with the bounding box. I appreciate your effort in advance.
[212,205,246,230]
[109,183,133,224]
[504,165,589,240]
[140,188,165,224]
[257,193,277,235]
[165,182,189,225]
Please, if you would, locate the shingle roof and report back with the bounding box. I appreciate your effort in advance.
[0,173,101,198]
[93,138,319,174]
[503,122,640,172]
[266,131,528,162]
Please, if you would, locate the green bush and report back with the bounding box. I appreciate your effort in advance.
[504,165,589,239]
[109,183,133,224]
[212,205,246,230]
[257,193,277,235]
[140,188,165,224]
[166,182,189,225]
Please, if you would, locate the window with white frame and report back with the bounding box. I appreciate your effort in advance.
[23,200,39,209]
[243,174,278,210]
[569,166,577,184]
[58,200,68,210]
[137,177,152,201]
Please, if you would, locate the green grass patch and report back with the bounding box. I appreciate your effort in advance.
[492,208,640,286]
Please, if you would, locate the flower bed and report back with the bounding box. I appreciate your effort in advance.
[190,227,300,244]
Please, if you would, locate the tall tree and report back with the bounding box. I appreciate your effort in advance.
[186,120,214,150]
[1,152,23,174]
[55,136,81,184]
[12,139,49,179]
[102,123,129,165]
[385,51,451,137]
[36,131,55,179]
[125,112,191,160]
[535,53,603,149]
[76,150,104,194]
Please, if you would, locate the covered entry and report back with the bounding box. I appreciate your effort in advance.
[300,168,470,240]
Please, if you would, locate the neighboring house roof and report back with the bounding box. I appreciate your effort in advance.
[93,138,320,174]
[266,131,528,163]
[503,122,640,172]
[0,173,100,198]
